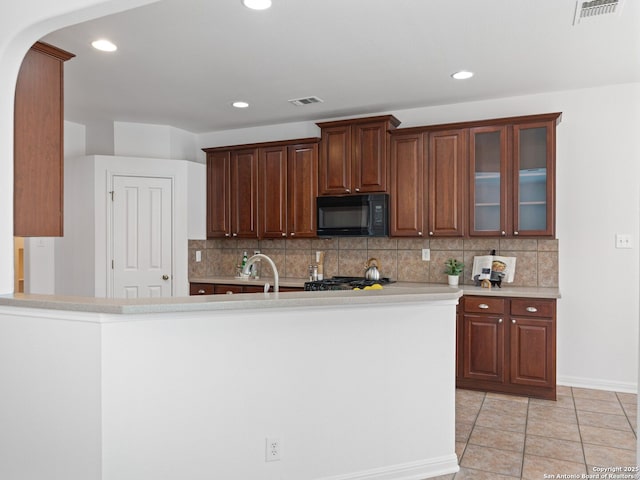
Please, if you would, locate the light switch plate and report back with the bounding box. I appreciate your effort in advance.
[421,248,430,261]
[615,234,632,249]
[195,250,202,262]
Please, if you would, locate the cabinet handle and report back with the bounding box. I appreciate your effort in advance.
[512,319,516,324]
[478,303,489,309]
[514,231,519,236]
[418,231,423,236]
[198,289,205,294]
[498,318,503,323]
[526,306,538,313]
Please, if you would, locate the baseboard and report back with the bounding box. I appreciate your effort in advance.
[557,375,638,394]
[316,455,459,480]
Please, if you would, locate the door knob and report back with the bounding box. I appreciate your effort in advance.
[162,274,169,280]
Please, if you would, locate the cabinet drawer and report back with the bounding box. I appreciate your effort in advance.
[214,284,244,295]
[464,297,506,314]
[190,283,215,295]
[511,298,555,318]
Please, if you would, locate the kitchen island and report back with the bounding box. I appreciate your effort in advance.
[0,286,461,480]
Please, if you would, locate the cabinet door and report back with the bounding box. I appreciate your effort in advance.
[319,125,351,195]
[462,314,505,383]
[206,151,231,238]
[427,129,467,237]
[510,317,555,388]
[352,121,388,193]
[259,146,287,238]
[14,43,73,237]
[389,133,425,237]
[190,283,215,295]
[512,121,555,237]
[230,149,259,238]
[287,143,318,237]
[469,126,508,237]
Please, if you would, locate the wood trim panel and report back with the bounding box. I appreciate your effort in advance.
[203,137,319,154]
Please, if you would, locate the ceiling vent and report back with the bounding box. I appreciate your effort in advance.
[573,0,624,25]
[288,96,324,106]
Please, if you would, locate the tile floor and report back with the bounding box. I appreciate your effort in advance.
[432,387,638,480]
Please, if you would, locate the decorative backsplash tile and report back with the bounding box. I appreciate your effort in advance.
[188,237,559,287]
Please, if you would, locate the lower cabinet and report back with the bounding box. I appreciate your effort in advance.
[457,295,556,400]
[190,282,303,295]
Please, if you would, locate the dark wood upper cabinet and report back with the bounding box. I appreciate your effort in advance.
[389,132,425,237]
[427,129,467,237]
[317,115,400,195]
[205,138,319,240]
[14,42,74,237]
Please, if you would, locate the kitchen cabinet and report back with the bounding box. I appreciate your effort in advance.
[259,140,318,238]
[389,132,425,237]
[317,115,400,195]
[457,295,556,399]
[205,148,258,238]
[389,128,466,237]
[14,42,74,237]
[469,114,559,237]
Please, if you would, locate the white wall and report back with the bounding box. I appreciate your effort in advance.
[114,121,199,162]
[196,83,640,392]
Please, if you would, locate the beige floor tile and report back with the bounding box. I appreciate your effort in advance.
[456,422,473,443]
[476,409,527,433]
[583,443,637,468]
[572,387,619,402]
[577,410,634,432]
[427,473,455,480]
[621,402,637,417]
[522,455,586,479]
[453,466,520,479]
[526,417,581,442]
[529,394,574,410]
[468,425,525,453]
[580,424,637,451]
[528,403,578,425]
[456,406,481,424]
[460,444,523,477]
[573,396,625,416]
[616,392,637,404]
[455,441,466,461]
[556,385,573,396]
[524,435,585,463]
[482,396,529,416]
[485,392,530,404]
[627,413,637,433]
[456,388,486,401]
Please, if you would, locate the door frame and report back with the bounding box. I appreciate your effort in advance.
[107,173,175,298]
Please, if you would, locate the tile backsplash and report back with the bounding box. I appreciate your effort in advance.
[189,237,558,287]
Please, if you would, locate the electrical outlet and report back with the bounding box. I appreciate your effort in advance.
[616,233,633,249]
[421,248,430,261]
[195,250,202,262]
[265,437,281,462]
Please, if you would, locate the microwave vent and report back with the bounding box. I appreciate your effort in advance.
[288,96,324,106]
[573,0,624,25]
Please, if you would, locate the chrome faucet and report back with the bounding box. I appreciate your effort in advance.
[241,253,279,293]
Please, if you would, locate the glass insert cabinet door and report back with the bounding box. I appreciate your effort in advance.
[513,122,554,237]
[469,126,508,236]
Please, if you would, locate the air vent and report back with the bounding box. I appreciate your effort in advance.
[288,96,324,106]
[573,0,624,25]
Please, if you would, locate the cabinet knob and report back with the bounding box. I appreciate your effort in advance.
[198,289,205,294]
[232,233,238,237]
[418,231,423,236]
[498,318,503,323]
[224,233,230,237]
[514,231,519,236]
[346,189,351,193]
[355,188,360,192]
[429,231,434,236]
[501,231,506,236]
[478,303,489,309]
[526,306,538,313]
[291,232,296,236]
[226,291,234,295]
[282,233,287,237]
[512,319,516,324]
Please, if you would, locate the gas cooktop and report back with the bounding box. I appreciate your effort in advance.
[304,276,394,291]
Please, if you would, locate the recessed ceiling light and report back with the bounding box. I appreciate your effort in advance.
[91,39,117,52]
[451,70,474,80]
[232,101,249,108]
[242,0,272,10]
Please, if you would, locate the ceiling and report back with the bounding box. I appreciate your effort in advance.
[43,0,640,134]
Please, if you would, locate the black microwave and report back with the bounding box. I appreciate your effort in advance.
[316,194,389,237]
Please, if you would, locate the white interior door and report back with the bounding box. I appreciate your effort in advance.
[111,175,173,298]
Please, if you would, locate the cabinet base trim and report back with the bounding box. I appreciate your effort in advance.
[557,376,637,394]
